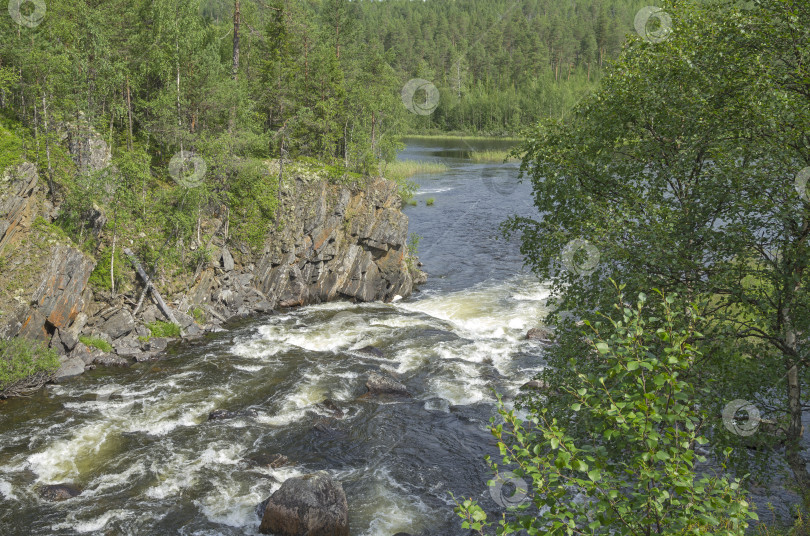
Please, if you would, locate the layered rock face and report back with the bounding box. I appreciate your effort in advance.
[0,155,423,383]
[0,162,39,255]
[201,174,415,312]
[0,164,95,352]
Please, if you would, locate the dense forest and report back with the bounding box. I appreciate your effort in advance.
[1,0,648,176]
[0,0,650,291]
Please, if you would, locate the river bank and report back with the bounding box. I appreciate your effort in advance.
[0,138,553,535]
[0,124,425,396]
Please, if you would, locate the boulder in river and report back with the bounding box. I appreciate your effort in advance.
[53,358,85,381]
[519,379,560,397]
[316,399,344,419]
[520,380,550,391]
[357,345,384,358]
[526,327,553,342]
[208,408,258,421]
[39,484,82,501]
[364,371,410,397]
[258,471,349,536]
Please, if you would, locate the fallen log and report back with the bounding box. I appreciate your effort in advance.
[123,248,182,330]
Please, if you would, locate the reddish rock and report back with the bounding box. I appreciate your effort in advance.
[33,246,95,330]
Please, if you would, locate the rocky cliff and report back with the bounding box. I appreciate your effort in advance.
[0,155,425,388]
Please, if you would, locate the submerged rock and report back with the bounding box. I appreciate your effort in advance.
[258,471,349,536]
[246,453,290,469]
[316,399,344,419]
[208,408,258,421]
[357,345,384,358]
[364,371,410,397]
[39,484,81,501]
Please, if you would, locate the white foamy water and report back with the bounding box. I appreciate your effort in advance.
[2,274,550,534]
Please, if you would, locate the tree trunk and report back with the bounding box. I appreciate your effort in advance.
[370,112,376,161]
[232,0,240,80]
[229,0,240,132]
[41,92,54,200]
[175,19,182,153]
[783,308,810,497]
[126,75,133,151]
[110,230,117,297]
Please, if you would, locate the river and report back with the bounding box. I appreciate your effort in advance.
[0,138,552,535]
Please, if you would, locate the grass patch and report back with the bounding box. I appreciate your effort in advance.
[0,337,60,393]
[384,160,448,181]
[191,307,205,324]
[467,149,520,163]
[426,198,435,206]
[79,335,113,353]
[146,320,181,338]
[31,216,71,242]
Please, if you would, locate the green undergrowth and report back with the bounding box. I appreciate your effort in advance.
[88,247,128,291]
[0,338,60,392]
[0,117,24,173]
[78,335,113,353]
[146,321,181,338]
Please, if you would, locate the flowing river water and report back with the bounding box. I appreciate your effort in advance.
[0,138,552,535]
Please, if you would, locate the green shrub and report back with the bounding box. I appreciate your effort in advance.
[455,291,755,534]
[88,247,127,291]
[228,159,280,252]
[146,321,181,338]
[78,335,113,353]
[426,197,435,206]
[0,119,24,173]
[31,216,71,241]
[0,338,60,392]
[406,233,421,272]
[191,307,205,324]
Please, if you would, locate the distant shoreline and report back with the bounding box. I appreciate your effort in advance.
[400,133,524,142]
